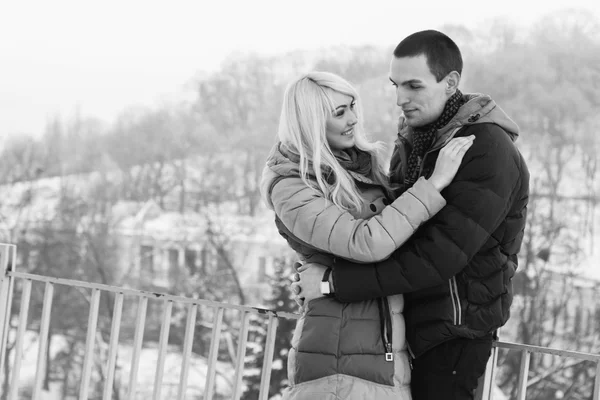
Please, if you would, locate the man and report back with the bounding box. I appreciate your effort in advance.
[292,30,529,399]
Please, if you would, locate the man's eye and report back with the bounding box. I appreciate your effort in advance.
[410,85,421,90]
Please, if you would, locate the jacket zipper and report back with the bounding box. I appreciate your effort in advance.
[448,276,462,325]
[377,297,394,362]
[406,342,414,370]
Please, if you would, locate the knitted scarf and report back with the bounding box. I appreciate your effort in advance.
[404,89,465,186]
[278,143,372,182]
[335,147,372,178]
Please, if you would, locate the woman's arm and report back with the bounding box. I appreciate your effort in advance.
[271,175,445,263]
[271,136,474,263]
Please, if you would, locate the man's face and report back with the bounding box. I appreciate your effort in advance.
[389,54,449,128]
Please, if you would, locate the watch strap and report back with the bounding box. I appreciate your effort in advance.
[320,267,333,296]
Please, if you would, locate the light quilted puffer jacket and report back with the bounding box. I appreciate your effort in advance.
[259,143,446,400]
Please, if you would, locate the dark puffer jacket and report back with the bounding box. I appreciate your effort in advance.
[330,93,530,358]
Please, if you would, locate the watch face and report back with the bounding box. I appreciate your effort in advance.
[320,281,331,295]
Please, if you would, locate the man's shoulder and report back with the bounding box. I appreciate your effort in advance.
[457,124,528,181]
[458,123,517,152]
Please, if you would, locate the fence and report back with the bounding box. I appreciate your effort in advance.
[1,243,599,399]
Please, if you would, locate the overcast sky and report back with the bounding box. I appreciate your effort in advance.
[2,0,599,137]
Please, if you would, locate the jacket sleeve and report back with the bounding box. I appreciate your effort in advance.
[332,125,527,302]
[270,176,445,263]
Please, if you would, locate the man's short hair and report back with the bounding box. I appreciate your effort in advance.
[393,30,463,82]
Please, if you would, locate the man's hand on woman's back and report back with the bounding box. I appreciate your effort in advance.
[291,261,329,308]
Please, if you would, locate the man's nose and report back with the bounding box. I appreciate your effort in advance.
[396,88,409,107]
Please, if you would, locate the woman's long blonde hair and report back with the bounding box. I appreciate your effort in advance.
[278,71,391,212]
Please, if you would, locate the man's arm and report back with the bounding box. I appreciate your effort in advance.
[331,125,525,303]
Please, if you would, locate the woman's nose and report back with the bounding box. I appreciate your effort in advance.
[348,113,358,126]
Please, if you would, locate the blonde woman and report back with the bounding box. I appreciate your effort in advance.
[260,71,473,400]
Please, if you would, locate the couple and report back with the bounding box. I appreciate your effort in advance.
[260,30,529,400]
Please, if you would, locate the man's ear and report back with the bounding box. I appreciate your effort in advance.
[445,71,461,94]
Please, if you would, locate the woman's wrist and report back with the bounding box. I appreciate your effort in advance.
[427,175,445,192]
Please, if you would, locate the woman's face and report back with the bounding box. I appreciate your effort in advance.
[326,91,358,151]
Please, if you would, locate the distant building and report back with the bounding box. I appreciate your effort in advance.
[0,172,292,307]
[114,199,292,304]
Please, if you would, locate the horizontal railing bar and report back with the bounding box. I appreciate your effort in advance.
[494,341,600,362]
[8,270,299,320]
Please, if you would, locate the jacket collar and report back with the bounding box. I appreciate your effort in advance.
[395,92,520,151]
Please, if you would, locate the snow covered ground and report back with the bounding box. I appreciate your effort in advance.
[4,331,235,399]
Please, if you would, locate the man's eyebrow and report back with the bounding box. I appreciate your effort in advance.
[389,77,423,86]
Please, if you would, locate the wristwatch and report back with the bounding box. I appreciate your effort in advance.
[320,267,333,296]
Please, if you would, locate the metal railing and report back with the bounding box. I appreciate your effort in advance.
[480,341,600,400]
[0,243,298,400]
[1,242,600,400]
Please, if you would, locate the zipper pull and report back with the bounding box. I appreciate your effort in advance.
[385,343,393,362]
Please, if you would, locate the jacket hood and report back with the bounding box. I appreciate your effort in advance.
[451,93,519,139]
[260,142,305,210]
[398,93,520,148]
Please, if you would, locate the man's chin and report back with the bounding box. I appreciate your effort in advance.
[405,116,434,129]
[404,117,422,128]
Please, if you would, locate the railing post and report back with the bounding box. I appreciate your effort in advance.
[0,243,16,387]
[232,311,251,400]
[594,361,600,400]
[32,282,54,399]
[7,279,32,400]
[176,303,197,400]
[153,298,173,400]
[79,288,101,400]
[126,296,148,400]
[478,345,498,400]
[516,349,531,400]
[103,292,124,400]
[258,314,279,400]
[204,307,224,400]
